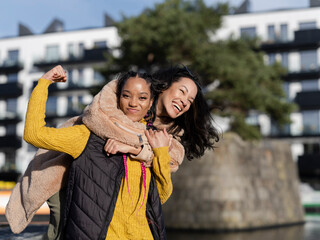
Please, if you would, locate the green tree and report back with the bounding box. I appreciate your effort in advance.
[100,0,296,140]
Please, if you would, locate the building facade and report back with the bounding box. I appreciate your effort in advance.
[0,19,119,179]
[215,1,320,179]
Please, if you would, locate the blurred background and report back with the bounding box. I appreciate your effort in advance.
[0,0,320,239]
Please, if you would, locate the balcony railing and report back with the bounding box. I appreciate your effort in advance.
[34,47,109,68]
[0,82,23,99]
[261,29,320,53]
[295,91,320,110]
[0,60,23,74]
[0,113,22,125]
[0,135,22,149]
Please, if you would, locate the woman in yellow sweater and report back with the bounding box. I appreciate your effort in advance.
[24,65,172,239]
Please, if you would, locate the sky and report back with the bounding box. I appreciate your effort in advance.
[0,0,310,38]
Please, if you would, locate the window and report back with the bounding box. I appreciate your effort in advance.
[78,68,84,85]
[79,43,84,58]
[301,80,319,91]
[300,50,318,71]
[46,96,57,116]
[94,41,107,48]
[7,50,19,65]
[280,24,288,42]
[6,98,17,114]
[6,124,16,135]
[68,43,75,59]
[302,110,320,134]
[299,21,317,30]
[94,70,104,84]
[67,96,74,114]
[45,45,59,62]
[283,82,290,100]
[267,25,276,41]
[7,73,18,83]
[240,27,256,39]
[268,53,276,65]
[281,52,289,69]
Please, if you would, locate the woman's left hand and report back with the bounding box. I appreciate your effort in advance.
[104,139,141,156]
[145,128,172,149]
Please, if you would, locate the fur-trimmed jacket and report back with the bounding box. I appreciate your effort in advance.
[5,79,185,234]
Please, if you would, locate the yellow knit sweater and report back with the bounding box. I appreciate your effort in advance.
[24,78,173,240]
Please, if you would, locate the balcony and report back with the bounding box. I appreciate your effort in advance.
[261,29,320,53]
[298,154,320,177]
[0,60,23,74]
[0,82,23,99]
[32,81,92,93]
[0,113,22,125]
[284,69,320,81]
[34,47,109,68]
[295,91,320,110]
[0,135,22,149]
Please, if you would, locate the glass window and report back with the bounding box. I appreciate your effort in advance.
[79,43,85,58]
[7,50,19,65]
[302,110,320,134]
[45,45,60,62]
[78,68,84,85]
[280,24,288,42]
[68,43,75,59]
[46,96,57,115]
[68,69,74,85]
[94,41,107,48]
[7,73,18,83]
[300,50,318,71]
[67,96,74,114]
[6,98,17,114]
[299,21,317,30]
[267,25,276,41]
[268,53,276,65]
[301,80,319,91]
[6,124,16,135]
[240,27,256,39]
[283,82,290,100]
[281,52,289,69]
[94,70,104,84]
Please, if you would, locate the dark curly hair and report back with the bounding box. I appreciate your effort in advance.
[152,66,220,160]
[116,71,160,123]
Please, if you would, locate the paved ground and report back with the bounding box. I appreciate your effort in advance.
[0,224,47,240]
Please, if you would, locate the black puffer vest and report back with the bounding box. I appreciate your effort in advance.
[63,133,166,240]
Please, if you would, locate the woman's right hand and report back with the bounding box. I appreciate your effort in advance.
[145,128,172,149]
[41,65,67,83]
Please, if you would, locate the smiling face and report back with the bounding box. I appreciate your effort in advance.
[119,77,153,122]
[157,77,198,119]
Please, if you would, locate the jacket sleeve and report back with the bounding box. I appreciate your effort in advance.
[82,79,185,172]
[24,78,90,159]
[152,147,172,204]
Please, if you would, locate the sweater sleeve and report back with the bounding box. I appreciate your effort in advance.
[152,147,173,204]
[24,78,90,159]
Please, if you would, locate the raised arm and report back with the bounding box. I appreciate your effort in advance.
[24,65,90,158]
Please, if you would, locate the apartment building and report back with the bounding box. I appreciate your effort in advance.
[0,17,119,179]
[215,0,320,180]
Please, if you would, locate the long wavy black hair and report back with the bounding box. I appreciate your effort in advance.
[152,66,220,160]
